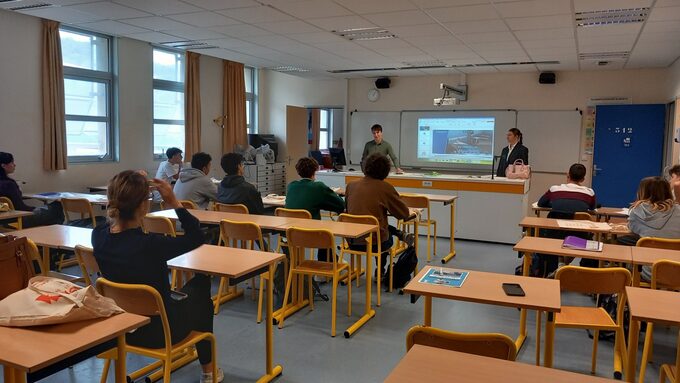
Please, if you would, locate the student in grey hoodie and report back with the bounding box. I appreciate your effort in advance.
[173,152,217,210]
[625,176,680,281]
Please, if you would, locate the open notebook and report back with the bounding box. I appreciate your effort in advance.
[562,236,604,252]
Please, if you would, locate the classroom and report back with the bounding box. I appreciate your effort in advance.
[1,0,680,382]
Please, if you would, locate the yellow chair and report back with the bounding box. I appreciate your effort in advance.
[278,227,351,337]
[142,215,192,290]
[213,203,248,213]
[96,278,217,383]
[638,260,680,383]
[546,266,631,376]
[274,208,311,254]
[400,194,436,262]
[0,196,22,230]
[660,329,680,383]
[635,237,680,288]
[160,200,198,210]
[74,245,100,287]
[59,197,100,270]
[406,325,517,361]
[337,214,388,305]
[215,219,268,319]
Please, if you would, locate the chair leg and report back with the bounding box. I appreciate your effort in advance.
[308,275,314,311]
[388,250,395,293]
[251,278,257,300]
[100,358,111,383]
[214,277,226,315]
[331,276,338,337]
[163,357,171,383]
[257,276,265,324]
[426,221,431,262]
[376,253,381,307]
[278,269,295,329]
[639,322,655,383]
[433,221,437,256]
[356,254,361,287]
[614,326,624,379]
[591,330,599,374]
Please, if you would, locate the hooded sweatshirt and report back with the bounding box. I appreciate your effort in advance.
[172,168,217,210]
[628,201,680,238]
[216,175,264,215]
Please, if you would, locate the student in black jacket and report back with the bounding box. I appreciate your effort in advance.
[92,170,223,383]
[216,153,265,215]
[496,128,529,177]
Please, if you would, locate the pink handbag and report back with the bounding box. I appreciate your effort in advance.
[505,159,531,179]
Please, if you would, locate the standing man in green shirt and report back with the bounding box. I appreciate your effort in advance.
[362,124,403,174]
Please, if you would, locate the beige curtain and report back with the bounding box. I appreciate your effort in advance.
[184,51,201,159]
[310,109,320,151]
[42,19,67,171]
[222,60,247,153]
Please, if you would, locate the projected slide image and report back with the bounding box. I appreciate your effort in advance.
[417,117,495,165]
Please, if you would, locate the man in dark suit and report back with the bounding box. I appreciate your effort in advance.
[496,128,529,177]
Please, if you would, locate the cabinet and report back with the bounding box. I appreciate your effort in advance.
[243,163,287,196]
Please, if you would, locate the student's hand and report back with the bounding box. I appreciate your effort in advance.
[396,167,404,174]
[150,178,182,209]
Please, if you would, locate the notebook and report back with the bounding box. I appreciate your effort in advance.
[419,268,469,288]
[562,236,603,252]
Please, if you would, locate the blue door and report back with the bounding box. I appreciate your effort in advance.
[592,104,666,207]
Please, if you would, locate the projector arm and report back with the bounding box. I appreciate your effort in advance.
[440,83,467,97]
[434,83,468,105]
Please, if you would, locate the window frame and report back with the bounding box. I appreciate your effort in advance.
[60,26,116,163]
[152,47,185,160]
[245,66,257,134]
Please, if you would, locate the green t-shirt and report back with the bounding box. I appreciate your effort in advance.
[285,178,345,220]
[362,140,399,168]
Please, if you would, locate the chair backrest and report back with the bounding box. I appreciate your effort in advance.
[25,238,44,275]
[555,266,631,295]
[406,326,517,361]
[286,227,336,264]
[574,212,595,221]
[96,278,172,350]
[142,216,177,237]
[214,203,249,214]
[338,213,381,249]
[275,207,312,219]
[160,200,198,210]
[219,219,264,250]
[0,196,15,210]
[61,198,96,227]
[637,237,680,251]
[652,260,680,290]
[400,194,429,209]
[74,245,100,287]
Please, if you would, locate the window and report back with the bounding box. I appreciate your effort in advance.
[153,48,185,158]
[319,109,329,150]
[245,66,257,133]
[60,28,114,161]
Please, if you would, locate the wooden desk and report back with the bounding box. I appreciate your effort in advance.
[595,207,629,221]
[0,313,149,383]
[9,225,92,274]
[514,236,633,264]
[0,210,32,230]
[403,266,560,365]
[148,209,292,230]
[630,247,680,286]
[385,344,616,383]
[625,287,680,382]
[167,245,284,383]
[519,217,613,236]
[25,192,109,206]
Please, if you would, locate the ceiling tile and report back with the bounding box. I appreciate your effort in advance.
[165,26,225,40]
[656,0,680,6]
[288,31,347,44]
[495,0,572,18]
[167,12,241,27]
[389,24,451,37]
[427,4,499,22]
[506,14,574,30]
[457,31,517,43]
[579,43,636,53]
[536,62,579,70]
[648,5,680,21]
[576,23,642,38]
[444,19,509,34]
[332,0,417,14]
[182,0,260,10]
[31,0,102,5]
[456,66,499,73]
[120,16,190,31]
[525,46,577,56]
[443,58,487,66]
[421,44,471,56]
[77,20,148,35]
[372,47,428,57]
[257,20,321,34]
[207,37,253,49]
[310,41,367,53]
[306,15,375,32]
[67,2,152,19]
[477,51,530,61]
[515,27,574,41]
[580,61,625,70]
[573,0,653,12]
[363,10,435,27]
[401,35,463,46]
[419,67,463,75]
[210,24,272,37]
[521,38,576,49]
[637,31,680,43]
[125,31,178,43]
[19,7,105,24]
[414,0,490,9]
[356,38,414,49]
[643,20,680,33]
[578,35,637,49]
[113,0,202,15]
[495,64,538,72]
[467,40,523,50]
[218,6,294,23]
[268,0,353,18]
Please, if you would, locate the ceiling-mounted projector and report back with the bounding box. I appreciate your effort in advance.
[434,97,458,106]
[434,83,467,106]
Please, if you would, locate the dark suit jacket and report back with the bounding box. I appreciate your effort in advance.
[496,143,529,177]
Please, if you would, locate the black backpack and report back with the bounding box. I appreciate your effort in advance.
[392,246,418,289]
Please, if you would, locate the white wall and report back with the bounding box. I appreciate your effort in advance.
[257,69,347,166]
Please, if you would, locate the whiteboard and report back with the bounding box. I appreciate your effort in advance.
[517,110,582,173]
[348,111,401,165]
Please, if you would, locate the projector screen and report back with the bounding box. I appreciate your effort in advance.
[417,117,495,165]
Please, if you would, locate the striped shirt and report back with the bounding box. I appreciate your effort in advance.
[537,183,596,213]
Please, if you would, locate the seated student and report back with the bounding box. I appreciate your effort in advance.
[286,157,345,261]
[216,153,264,215]
[92,171,223,383]
[668,165,680,204]
[156,147,183,184]
[345,153,411,278]
[536,163,596,275]
[0,152,64,228]
[173,152,217,210]
[622,176,680,281]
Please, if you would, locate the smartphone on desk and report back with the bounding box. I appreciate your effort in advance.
[502,283,525,297]
[170,290,188,301]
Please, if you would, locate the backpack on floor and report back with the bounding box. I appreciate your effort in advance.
[392,246,418,289]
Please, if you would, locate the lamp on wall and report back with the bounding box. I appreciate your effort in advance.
[213,115,227,129]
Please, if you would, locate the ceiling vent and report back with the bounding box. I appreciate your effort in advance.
[328,60,559,73]
[402,59,446,68]
[575,8,649,27]
[267,66,311,73]
[160,41,216,50]
[578,51,629,61]
[9,2,52,10]
[332,27,396,41]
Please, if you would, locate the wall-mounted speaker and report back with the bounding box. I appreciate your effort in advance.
[375,77,391,89]
[539,72,556,84]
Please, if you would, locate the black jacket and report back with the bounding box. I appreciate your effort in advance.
[496,143,529,177]
[216,175,264,215]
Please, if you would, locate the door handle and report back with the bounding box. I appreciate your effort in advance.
[593,164,603,176]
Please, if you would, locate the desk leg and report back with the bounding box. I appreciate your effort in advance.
[41,246,50,276]
[544,312,555,367]
[344,237,376,338]
[114,334,126,383]
[424,296,432,327]
[516,251,531,352]
[257,263,283,383]
[633,265,641,287]
[535,310,542,366]
[626,319,640,383]
[441,201,457,264]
